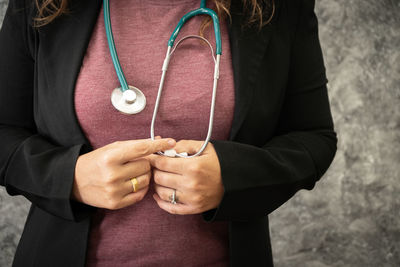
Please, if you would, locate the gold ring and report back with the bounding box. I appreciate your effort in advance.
[130,178,139,193]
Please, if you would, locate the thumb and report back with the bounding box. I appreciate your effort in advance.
[117,138,176,162]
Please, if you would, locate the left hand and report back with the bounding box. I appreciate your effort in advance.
[149,140,224,215]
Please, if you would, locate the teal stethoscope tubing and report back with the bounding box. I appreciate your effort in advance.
[168,4,222,55]
[103,0,129,92]
[104,0,222,157]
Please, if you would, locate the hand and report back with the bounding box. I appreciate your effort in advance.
[150,140,224,215]
[73,138,176,210]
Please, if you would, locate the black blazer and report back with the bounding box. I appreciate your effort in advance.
[0,0,337,266]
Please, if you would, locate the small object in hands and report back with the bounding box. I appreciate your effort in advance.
[163,149,189,158]
[178,152,188,157]
[164,149,177,157]
[130,178,139,193]
[169,189,177,204]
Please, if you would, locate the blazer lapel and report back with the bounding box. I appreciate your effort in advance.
[228,3,278,140]
[37,0,102,145]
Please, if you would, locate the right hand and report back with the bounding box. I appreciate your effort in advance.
[72,138,176,210]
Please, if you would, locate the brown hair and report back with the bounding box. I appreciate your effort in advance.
[201,0,275,33]
[34,0,69,27]
[34,0,275,29]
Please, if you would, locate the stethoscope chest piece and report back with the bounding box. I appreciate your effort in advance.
[111,86,146,114]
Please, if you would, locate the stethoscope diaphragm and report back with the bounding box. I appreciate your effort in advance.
[111,86,146,115]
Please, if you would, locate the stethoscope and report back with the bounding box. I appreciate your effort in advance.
[104,0,222,157]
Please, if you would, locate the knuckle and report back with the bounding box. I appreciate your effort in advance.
[188,163,202,175]
[187,180,199,191]
[136,143,150,156]
[142,160,151,172]
[154,158,166,170]
[175,140,187,149]
[100,153,114,165]
[163,189,171,200]
[153,177,160,186]
[153,171,164,184]
[103,172,117,185]
[135,159,151,174]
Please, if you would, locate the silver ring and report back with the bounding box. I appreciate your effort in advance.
[170,189,177,204]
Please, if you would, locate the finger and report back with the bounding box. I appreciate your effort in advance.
[153,194,195,215]
[119,158,151,179]
[113,138,176,163]
[174,140,203,155]
[149,155,185,174]
[123,172,151,196]
[154,184,185,204]
[145,153,157,162]
[153,169,182,189]
[118,186,149,209]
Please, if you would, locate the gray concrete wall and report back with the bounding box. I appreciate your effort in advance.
[0,0,399,266]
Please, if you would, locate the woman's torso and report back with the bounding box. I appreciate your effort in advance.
[74,0,235,266]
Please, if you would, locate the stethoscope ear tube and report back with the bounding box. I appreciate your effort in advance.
[151,36,221,158]
[168,7,222,55]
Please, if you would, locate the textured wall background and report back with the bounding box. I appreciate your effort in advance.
[0,0,399,266]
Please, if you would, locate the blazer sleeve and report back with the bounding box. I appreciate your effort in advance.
[0,0,91,221]
[204,0,337,221]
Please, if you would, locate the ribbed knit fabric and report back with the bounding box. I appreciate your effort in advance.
[74,0,235,266]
